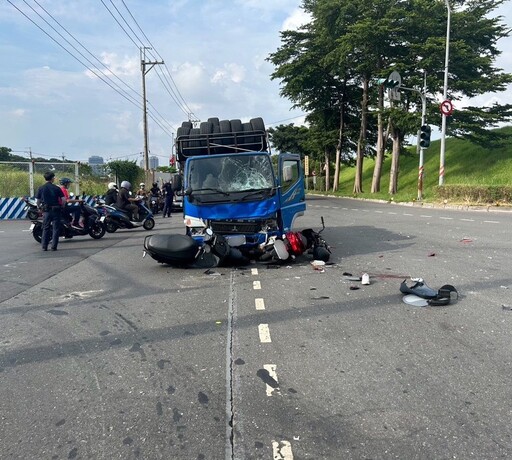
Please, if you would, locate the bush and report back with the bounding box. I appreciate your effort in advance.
[435,185,512,205]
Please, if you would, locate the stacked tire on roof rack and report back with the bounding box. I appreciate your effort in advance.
[175,117,267,158]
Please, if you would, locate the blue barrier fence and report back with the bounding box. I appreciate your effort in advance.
[0,196,98,220]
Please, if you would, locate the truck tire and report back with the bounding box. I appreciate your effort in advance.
[250,117,267,151]
[200,121,213,134]
[176,126,190,137]
[242,122,255,149]
[230,119,242,133]
[181,121,193,129]
[219,120,231,132]
[189,128,202,155]
[250,117,265,132]
[207,117,220,127]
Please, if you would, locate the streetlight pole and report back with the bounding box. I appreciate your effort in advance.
[439,0,451,185]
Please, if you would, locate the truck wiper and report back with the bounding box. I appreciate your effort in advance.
[240,188,273,200]
[189,187,230,196]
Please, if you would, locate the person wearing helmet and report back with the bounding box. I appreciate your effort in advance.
[35,171,65,251]
[59,177,83,228]
[136,182,148,206]
[149,182,162,214]
[104,182,118,206]
[116,180,140,221]
[162,180,174,218]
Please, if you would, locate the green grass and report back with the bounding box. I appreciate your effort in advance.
[316,126,512,204]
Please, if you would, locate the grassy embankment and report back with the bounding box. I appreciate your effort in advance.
[312,126,512,206]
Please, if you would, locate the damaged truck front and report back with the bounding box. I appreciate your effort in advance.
[175,117,306,251]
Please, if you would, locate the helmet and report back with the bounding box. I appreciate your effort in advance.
[152,182,158,187]
[59,177,73,185]
[139,183,145,187]
[121,181,131,189]
[108,182,118,190]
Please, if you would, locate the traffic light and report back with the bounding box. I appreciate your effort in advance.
[420,125,431,148]
[375,78,400,88]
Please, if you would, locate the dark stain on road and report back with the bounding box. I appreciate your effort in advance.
[47,309,68,316]
[256,368,279,388]
[198,391,209,405]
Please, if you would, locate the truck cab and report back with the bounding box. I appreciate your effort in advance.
[176,118,306,248]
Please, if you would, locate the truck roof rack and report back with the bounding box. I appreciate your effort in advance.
[175,117,268,162]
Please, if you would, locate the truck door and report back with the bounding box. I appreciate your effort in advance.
[278,153,306,231]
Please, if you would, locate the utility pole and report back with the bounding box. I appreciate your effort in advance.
[439,0,451,185]
[141,47,164,181]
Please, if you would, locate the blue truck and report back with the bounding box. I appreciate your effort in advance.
[175,117,306,249]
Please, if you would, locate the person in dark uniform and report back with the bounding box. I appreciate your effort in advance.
[162,180,174,217]
[36,171,65,251]
[116,180,139,221]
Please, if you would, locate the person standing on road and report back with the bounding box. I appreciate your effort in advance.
[162,180,174,218]
[36,171,65,251]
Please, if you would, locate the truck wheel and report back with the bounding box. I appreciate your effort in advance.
[207,117,220,126]
[181,121,193,129]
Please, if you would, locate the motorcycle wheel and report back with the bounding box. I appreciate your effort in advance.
[32,223,42,243]
[105,221,117,233]
[143,218,155,230]
[89,222,106,239]
[27,210,39,220]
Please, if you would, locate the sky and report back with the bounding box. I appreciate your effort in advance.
[1,0,511,165]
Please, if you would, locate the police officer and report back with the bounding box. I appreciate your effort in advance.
[36,171,65,251]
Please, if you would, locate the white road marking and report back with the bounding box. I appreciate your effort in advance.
[255,298,265,310]
[403,213,413,216]
[253,280,261,290]
[484,220,499,224]
[388,212,397,215]
[272,440,294,459]
[460,218,474,222]
[440,217,453,220]
[259,324,271,343]
[420,215,432,218]
[251,268,259,275]
[375,210,383,213]
[263,364,280,396]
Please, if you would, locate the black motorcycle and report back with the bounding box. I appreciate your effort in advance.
[143,228,233,268]
[30,202,106,243]
[23,197,41,220]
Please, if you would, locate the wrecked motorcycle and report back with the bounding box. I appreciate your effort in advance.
[143,228,237,268]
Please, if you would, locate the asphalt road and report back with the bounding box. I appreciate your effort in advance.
[0,197,511,459]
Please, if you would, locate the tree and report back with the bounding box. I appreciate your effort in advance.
[107,160,143,187]
[267,124,311,156]
[0,147,12,161]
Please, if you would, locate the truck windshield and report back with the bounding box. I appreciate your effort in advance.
[187,155,274,199]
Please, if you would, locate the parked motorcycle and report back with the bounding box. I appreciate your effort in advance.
[30,202,106,243]
[101,200,155,233]
[23,197,41,220]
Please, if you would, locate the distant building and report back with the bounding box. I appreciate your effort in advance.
[140,156,160,169]
[88,156,105,176]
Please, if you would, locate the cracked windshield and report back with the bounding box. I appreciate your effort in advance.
[189,155,274,194]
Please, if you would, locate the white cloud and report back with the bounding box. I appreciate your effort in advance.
[211,63,246,84]
[282,8,311,31]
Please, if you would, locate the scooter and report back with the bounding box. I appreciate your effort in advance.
[23,197,41,220]
[149,195,161,215]
[101,199,155,233]
[143,228,232,268]
[30,202,106,243]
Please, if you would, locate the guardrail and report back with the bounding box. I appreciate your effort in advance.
[0,196,99,220]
